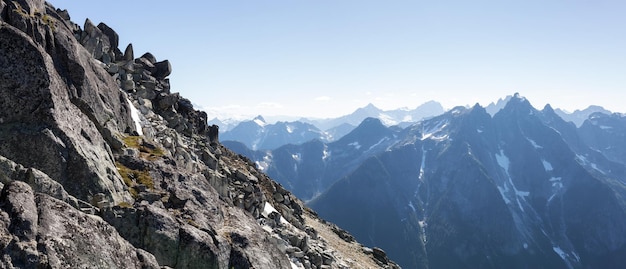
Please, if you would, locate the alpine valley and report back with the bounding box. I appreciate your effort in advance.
[228,94,626,269]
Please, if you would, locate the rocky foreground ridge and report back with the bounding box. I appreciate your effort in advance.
[0,1,399,268]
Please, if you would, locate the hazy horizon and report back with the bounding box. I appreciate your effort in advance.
[50,1,626,119]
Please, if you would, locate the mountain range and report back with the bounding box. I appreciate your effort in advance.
[230,94,626,268]
[218,96,611,153]
[215,101,445,150]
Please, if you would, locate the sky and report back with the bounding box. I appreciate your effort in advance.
[49,0,626,119]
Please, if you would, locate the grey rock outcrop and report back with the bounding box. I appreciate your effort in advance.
[0,181,161,269]
[0,1,400,268]
[0,5,134,204]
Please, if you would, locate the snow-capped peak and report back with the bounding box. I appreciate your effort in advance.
[253,115,267,127]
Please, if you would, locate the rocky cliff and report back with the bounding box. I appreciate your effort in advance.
[0,1,399,268]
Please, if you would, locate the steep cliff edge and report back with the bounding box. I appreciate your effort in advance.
[0,1,399,268]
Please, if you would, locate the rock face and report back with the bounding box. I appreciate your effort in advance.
[0,1,134,204]
[0,181,161,269]
[0,1,399,268]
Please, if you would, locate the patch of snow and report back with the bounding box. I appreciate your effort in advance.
[421,120,449,140]
[408,201,416,212]
[599,125,613,130]
[542,160,553,172]
[126,96,143,136]
[553,246,569,263]
[367,137,388,151]
[255,154,272,171]
[496,150,527,212]
[262,202,288,225]
[322,145,330,161]
[523,243,528,249]
[253,118,266,127]
[403,115,413,122]
[286,125,294,133]
[378,113,398,126]
[549,177,562,182]
[548,177,563,203]
[527,138,543,149]
[262,202,278,217]
[348,142,361,150]
[497,186,512,204]
[496,150,510,171]
[291,153,301,162]
[477,128,484,133]
[576,154,605,174]
[419,146,427,181]
[575,154,589,165]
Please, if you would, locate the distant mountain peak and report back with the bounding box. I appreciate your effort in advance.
[542,104,555,113]
[359,117,384,127]
[502,93,534,114]
[486,95,513,116]
[253,115,266,126]
[355,103,381,113]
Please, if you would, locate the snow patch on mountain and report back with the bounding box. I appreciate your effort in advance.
[548,177,563,203]
[348,142,362,150]
[527,138,543,149]
[553,246,576,269]
[125,94,143,136]
[254,118,266,127]
[367,137,389,152]
[542,160,553,172]
[322,145,330,161]
[421,120,449,141]
[496,150,528,212]
[255,153,273,172]
[419,146,427,181]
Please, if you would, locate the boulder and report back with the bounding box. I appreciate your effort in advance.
[154,60,172,78]
[0,181,38,241]
[97,22,119,49]
[124,43,134,61]
[141,52,157,64]
[81,18,110,60]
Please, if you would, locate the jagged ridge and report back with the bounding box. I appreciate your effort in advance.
[0,1,399,268]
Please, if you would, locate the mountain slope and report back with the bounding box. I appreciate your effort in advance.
[0,2,399,268]
[310,95,626,268]
[228,118,402,201]
[578,112,626,166]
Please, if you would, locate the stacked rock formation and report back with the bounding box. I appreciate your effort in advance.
[0,1,399,268]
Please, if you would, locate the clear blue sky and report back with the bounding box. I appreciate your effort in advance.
[49,0,626,119]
